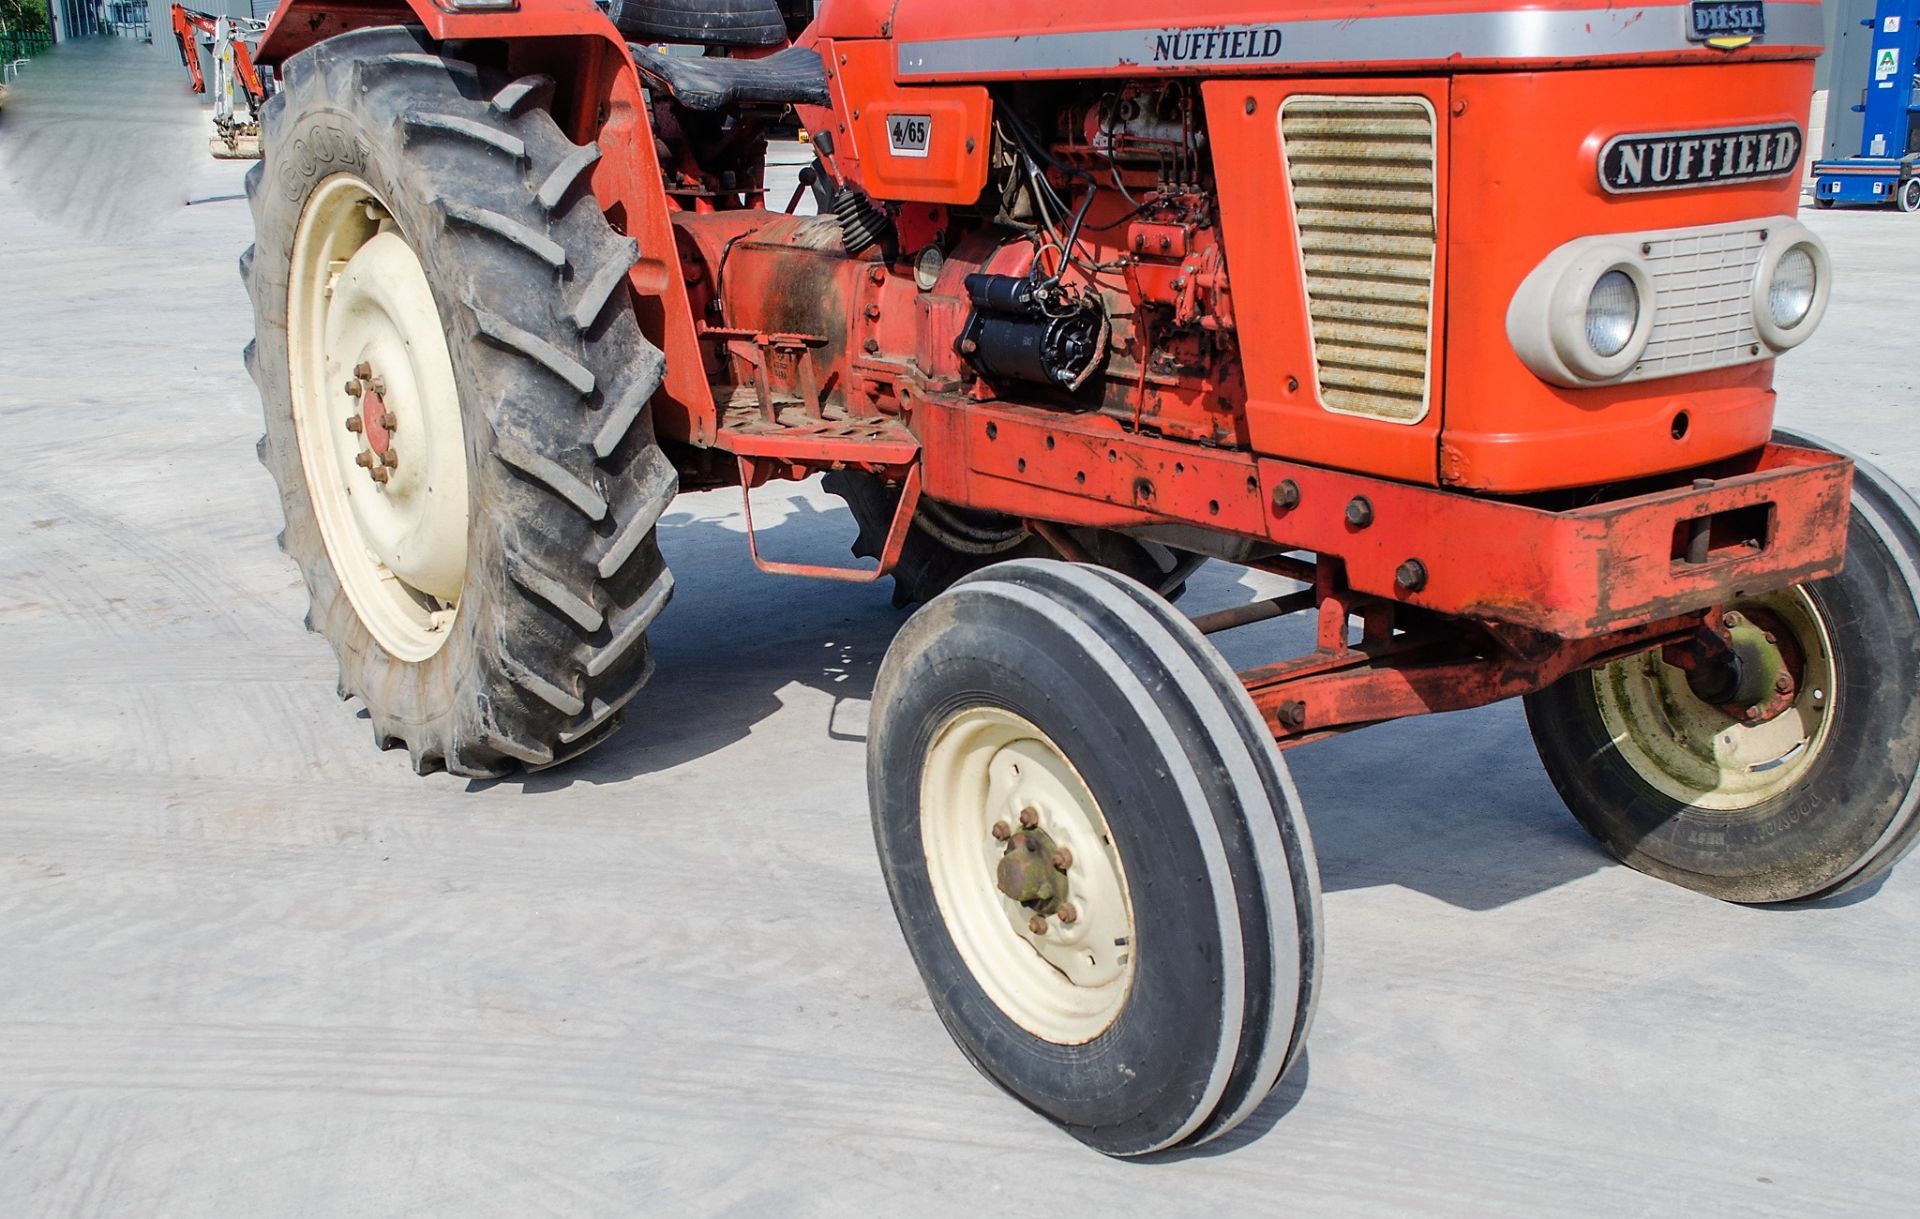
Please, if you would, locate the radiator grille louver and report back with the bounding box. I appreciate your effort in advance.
[1629,227,1768,382]
[1280,97,1439,423]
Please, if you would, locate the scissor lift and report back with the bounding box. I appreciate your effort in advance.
[1814,0,1920,210]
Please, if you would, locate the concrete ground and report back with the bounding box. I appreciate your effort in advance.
[3,35,1918,1219]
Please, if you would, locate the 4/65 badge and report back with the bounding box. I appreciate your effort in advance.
[886,114,932,159]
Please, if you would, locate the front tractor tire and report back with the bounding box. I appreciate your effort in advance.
[243,29,676,775]
[1525,432,1920,903]
[868,560,1321,1154]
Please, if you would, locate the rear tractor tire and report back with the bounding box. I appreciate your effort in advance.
[1525,431,1920,902]
[822,470,1203,607]
[868,559,1321,1154]
[244,28,677,775]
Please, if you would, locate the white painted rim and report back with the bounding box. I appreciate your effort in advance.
[288,174,469,662]
[921,706,1137,1044]
[1595,587,1837,811]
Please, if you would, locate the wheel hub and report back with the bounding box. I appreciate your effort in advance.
[344,361,399,482]
[994,823,1073,916]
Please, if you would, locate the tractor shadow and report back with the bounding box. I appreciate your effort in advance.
[496,482,1612,912]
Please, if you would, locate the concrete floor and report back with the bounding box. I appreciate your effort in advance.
[3,35,1918,1219]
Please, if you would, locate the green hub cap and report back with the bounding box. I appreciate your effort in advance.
[996,827,1072,914]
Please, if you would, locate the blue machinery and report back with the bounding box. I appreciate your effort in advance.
[1814,0,1920,210]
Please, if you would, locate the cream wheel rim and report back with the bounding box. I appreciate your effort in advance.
[1595,588,1836,811]
[288,174,468,662]
[921,706,1137,1044]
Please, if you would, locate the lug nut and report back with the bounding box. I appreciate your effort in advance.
[345,416,364,433]
[354,362,372,379]
[370,377,387,396]
[1027,914,1048,935]
[1050,846,1073,871]
[1018,807,1039,830]
[1775,672,1791,693]
[355,451,374,468]
[1056,902,1078,925]
[383,451,400,469]
[381,413,396,431]
[345,380,363,397]
[991,820,1012,841]
[370,467,390,484]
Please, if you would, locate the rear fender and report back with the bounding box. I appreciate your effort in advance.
[257,0,718,445]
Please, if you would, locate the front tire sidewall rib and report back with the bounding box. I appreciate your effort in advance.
[244,28,675,776]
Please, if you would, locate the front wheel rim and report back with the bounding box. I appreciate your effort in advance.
[287,173,469,663]
[921,707,1137,1044]
[1594,587,1837,811]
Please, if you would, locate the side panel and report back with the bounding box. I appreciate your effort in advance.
[821,39,991,205]
[1204,77,1450,485]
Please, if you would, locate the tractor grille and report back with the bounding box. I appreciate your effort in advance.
[1280,96,1438,423]
[1627,226,1767,382]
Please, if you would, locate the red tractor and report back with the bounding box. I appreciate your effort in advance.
[243,0,1920,1155]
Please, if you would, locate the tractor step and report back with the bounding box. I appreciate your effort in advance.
[711,386,920,467]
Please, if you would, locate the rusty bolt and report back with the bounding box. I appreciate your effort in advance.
[1057,902,1079,925]
[370,467,390,484]
[1244,96,1256,115]
[355,451,375,468]
[345,380,364,397]
[864,304,882,320]
[1345,496,1374,529]
[1745,705,1762,721]
[383,451,400,469]
[868,265,886,285]
[1159,235,1172,252]
[354,361,372,380]
[1272,479,1301,511]
[370,377,386,397]
[1395,559,1428,592]
[1723,611,1745,628]
[1050,846,1073,871]
[1027,915,1048,935]
[991,820,1012,841]
[1775,672,1792,694]
[1278,700,1308,729]
[345,416,364,433]
[863,337,880,354]
[381,413,396,431]
[1019,807,1039,830]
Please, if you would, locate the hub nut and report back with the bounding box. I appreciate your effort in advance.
[1056,902,1078,925]
[1018,807,1039,830]
[991,820,1012,841]
[1027,915,1048,935]
[1049,846,1072,871]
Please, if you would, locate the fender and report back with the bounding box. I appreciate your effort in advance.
[257,0,718,445]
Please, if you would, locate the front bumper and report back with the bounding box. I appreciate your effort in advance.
[1255,442,1853,638]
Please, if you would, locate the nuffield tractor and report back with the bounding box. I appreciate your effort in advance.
[241,0,1920,1154]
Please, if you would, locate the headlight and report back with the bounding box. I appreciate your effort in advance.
[1766,246,1816,330]
[1506,245,1655,386]
[1751,230,1831,352]
[1586,269,1640,358]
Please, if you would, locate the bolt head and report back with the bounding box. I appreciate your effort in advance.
[1775,672,1791,693]
[1395,558,1428,592]
[1056,902,1078,925]
[1345,496,1374,528]
[354,361,372,379]
[383,451,399,469]
[1744,706,1762,722]
[345,380,363,397]
[354,451,374,468]
[370,467,390,484]
[1018,807,1039,830]
[1722,611,1744,628]
[1272,479,1300,511]
[381,413,396,431]
[1050,846,1073,871]
[1763,631,1777,644]
[991,820,1012,841]
[345,416,363,433]
[1027,914,1048,935]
